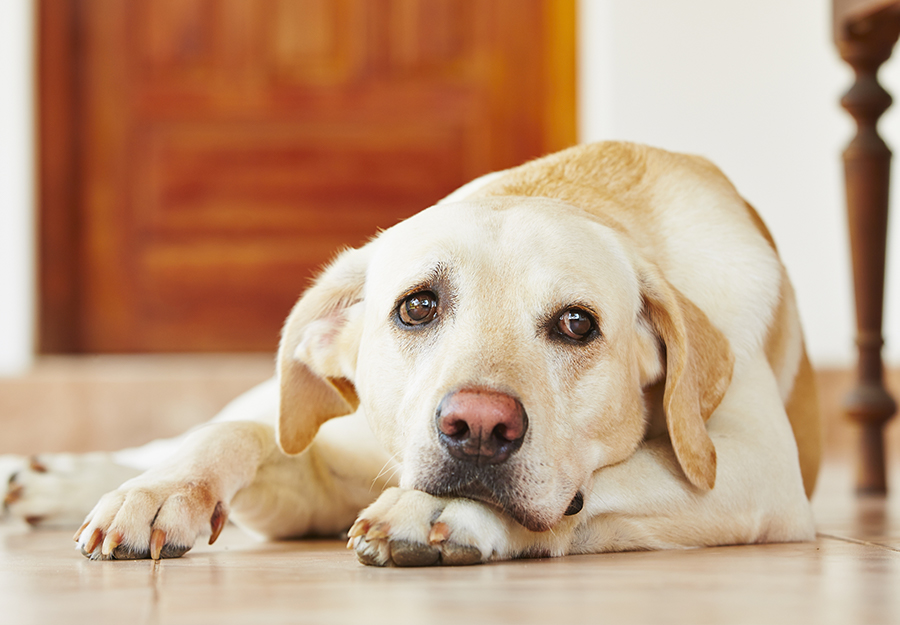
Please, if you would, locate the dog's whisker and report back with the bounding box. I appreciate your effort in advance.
[383,465,403,485]
[374,453,400,479]
[371,453,401,492]
[375,468,399,490]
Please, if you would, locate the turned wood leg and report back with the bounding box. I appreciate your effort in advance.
[837,13,900,494]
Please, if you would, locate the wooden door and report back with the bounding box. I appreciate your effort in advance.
[39,0,577,353]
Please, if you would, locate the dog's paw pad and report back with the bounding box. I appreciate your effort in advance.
[108,544,150,560]
[78,526,194,561]
[351,528,486,567]
[390,540,440,567]
[354,540,383,567]
[82,543,191,561]
[439,542,483,566]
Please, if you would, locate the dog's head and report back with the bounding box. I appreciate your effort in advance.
[276,197,733,531]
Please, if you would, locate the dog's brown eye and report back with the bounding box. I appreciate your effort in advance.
[399,291,438,326]
[556,308,596,341]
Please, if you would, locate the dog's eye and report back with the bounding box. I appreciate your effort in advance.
[399,291,438,326]
[555,308,597,341]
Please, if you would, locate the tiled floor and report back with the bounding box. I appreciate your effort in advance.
[1,357,899,624]
[2,474,899,625]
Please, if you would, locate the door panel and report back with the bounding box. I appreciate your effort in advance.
[39,0,577,352]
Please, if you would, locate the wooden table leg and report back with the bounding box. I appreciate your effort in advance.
[836,10,900,494]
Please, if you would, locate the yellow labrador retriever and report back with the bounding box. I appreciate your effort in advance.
[7,142,821,565]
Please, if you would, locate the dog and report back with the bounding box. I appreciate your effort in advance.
[2,142,820,566]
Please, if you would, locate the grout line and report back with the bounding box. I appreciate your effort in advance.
[817,532,900,554]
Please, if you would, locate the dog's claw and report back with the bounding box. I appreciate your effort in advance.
[150,529,166,560]
[428,521,451,544]
[365,522,389,541]
[73,520,90,542]
[209,502,227,545]
[28,456,48,473]
[347,518,370,539]
[85,528,104,554]
[3,484,23,507]
[102,530,123,556]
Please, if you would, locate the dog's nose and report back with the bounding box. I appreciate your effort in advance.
[435,388,528,465]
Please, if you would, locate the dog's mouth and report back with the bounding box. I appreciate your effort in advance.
[414,459,570,532]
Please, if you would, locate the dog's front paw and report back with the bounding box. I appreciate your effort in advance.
[75,476,228,561]
[347,488,510,567]
[3,453,141,528]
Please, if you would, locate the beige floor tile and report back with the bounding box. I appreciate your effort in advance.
[2,520,899,625]
[1,462,898,625]
[2,359,899,624]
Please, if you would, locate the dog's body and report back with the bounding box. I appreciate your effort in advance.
[2,143,819,565]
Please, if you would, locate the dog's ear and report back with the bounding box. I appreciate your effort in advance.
[276,245,371,455]
[641,270,734,490]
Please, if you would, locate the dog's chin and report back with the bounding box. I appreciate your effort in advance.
[411,461,564,533]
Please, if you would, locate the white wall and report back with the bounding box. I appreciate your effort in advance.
[579,0,900,367]
[0,1,34,376]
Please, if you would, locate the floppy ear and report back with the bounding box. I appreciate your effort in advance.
[276,245,371,455]
[641,271,734,490]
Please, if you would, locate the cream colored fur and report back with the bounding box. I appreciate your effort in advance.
[5,142,818,565]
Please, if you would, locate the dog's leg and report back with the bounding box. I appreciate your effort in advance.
[227,411,397,541]
[572,354,816,553]
[3,428,203,528]
[75,409,394,560]
[74,420,277,560]
[2,378,280,529]
[3,453,144,528]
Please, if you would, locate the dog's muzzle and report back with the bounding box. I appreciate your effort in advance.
[425,388,564,531]
[435,388,528,465]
